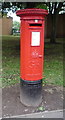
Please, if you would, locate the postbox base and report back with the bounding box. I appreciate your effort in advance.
[20,79,42,107]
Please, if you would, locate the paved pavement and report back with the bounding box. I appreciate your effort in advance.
[2,109,65,119]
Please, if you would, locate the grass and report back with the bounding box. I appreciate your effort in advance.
[2,35,63,88]
[2,35,20,87]
[43,41,63,86]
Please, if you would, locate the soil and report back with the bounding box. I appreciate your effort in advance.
[2,83,65,118]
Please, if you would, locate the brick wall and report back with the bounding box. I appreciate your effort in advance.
[0,17,13,35]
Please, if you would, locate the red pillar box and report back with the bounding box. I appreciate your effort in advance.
[16,8,48,106]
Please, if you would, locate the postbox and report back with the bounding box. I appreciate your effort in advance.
[16,8,48,106]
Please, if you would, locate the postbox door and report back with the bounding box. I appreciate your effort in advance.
[30,29,44,80]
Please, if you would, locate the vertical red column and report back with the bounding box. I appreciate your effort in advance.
[16,8,48,106]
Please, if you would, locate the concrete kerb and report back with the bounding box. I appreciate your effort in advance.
[3,109,65,119]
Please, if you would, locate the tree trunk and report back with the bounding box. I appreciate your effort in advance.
[50,14,58,43]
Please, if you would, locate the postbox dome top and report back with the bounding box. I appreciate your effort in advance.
[16,8,48,17]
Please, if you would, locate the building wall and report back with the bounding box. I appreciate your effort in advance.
[0,15,65,37]
[0,17,13,35]
[45,14,65,38]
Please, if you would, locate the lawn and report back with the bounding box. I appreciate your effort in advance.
[2,35,63,88]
